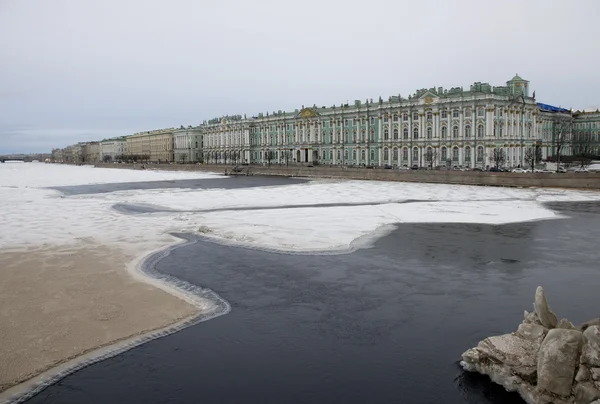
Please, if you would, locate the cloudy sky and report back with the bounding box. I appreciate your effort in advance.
[1,0,599,153]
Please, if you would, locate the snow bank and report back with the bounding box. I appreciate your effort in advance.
[0,163,220,188]
[2,165,600,253]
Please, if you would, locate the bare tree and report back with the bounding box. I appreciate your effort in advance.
[180,153,187,164]
[424,148,438,169]
[571,132,593,168]
[524,146,541,172]
[490,148,506,170]
[553,115,573,172]
[265,150,274,167]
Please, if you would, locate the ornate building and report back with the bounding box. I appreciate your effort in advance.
[201,75,546,168]
[173,127,203,163]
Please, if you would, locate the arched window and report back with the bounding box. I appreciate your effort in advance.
[393,147,398,161]
[344,150,348,160]
[465,125,471,138]
[370,150,375,161]
[441,126,447,139]
[352,150,357,160]
[403,148,408,161]
[384,148,389,160]
[427,127,432,139]
[403,128,409,139]
[384,129,389,140]
[441,147,447,161]
[427,112,432,120]
[477,146,484,161]
[452,146,459,161]
[337,150,341,160]
[465,146,471,162]
[413,127,419,139]
[478,125,485,138]
[453,126,459,138]
[412,147,419,162]
[361,149,365,160]
[393,128,399,140]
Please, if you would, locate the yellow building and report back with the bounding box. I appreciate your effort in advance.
[126,128,175,162]
[84,141,101,163]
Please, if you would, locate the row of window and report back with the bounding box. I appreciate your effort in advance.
[232,112,541,135]
[208,125,538,148]
[246,146,488,163]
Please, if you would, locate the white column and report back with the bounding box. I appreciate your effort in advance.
[378,116,383,166]
[487,108,493,139]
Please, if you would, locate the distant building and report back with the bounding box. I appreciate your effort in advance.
[51,148,64,163]
[126,128,175,162]
[84,142,100,163]
[100,137,128,162]
[173,127,203,163]
[572,109,600,157]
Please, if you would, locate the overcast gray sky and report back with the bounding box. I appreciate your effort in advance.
[1,0,599,153]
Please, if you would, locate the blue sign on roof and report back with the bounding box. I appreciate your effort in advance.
[537,102,570,113]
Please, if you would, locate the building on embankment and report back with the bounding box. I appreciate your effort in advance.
[126,128,175,163]
[173,126,203,163]
[100,137,128,162]
[200,74,600,169]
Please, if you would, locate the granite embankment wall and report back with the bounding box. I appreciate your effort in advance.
[93,163,600,190]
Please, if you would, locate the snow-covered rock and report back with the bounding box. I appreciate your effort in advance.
[582,327,600,367]
[461,287,600,404]
[534,286,558,329]
[537,329,582,396]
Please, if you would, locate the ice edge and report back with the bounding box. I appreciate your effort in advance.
[1,235,230,404]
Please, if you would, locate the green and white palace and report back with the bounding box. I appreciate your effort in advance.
[201,74,595,168]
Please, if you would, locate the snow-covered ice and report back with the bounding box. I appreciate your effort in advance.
[0,162,221,188]
[0,164,220,252]
[2,164,600,253]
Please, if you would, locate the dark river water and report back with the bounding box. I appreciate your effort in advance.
[24,195,600,404]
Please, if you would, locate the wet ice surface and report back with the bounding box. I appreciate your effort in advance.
[24,202,600,404]
[51,175,308,195]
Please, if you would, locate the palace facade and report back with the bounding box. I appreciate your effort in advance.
[201,75,556,168]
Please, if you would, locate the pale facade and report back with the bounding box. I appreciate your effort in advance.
[173,127,203,163]
[572,109,600,157]
[100,138,127,162]
[201,75,543,169]
[126,128,175,162]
